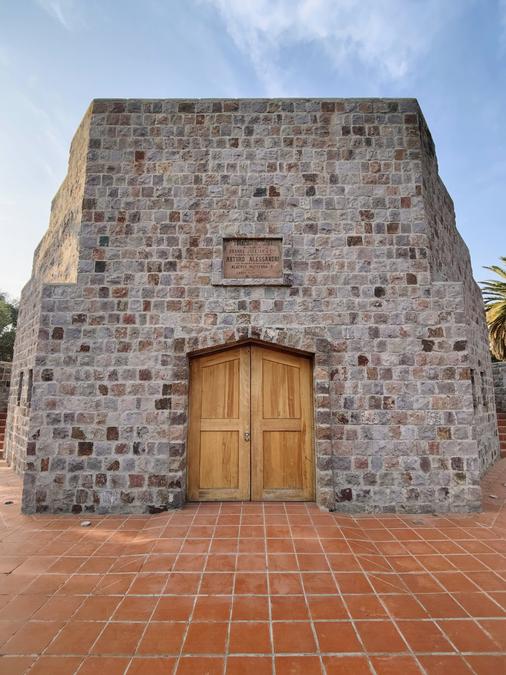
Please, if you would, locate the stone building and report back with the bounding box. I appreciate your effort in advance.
[492,362,506,457]
[0,361,11,459]
[493,362,506,415]
[5,98,500,514]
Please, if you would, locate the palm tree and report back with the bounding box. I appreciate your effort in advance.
[481,257,506,361]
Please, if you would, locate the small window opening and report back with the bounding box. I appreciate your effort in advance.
[480,371,488,411]
[27,369,33,408]
[17,371,24,406]
[470,369,478,412]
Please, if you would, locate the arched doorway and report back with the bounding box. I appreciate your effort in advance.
[187,342,315,501]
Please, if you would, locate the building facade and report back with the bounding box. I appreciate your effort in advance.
[493,362,506,414]
[0,361,11,460]
[5,98,500,514]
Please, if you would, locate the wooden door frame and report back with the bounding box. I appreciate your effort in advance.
[186,339,316,502]
[187,338,315,360]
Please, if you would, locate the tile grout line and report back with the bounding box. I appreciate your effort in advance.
[263,503,275,675]
[340,510,506,664]
[417,531,506,618]
[125,509,182,673]
[26,513,143,671]
[349,519,430,673]
[315,505,378,675]
[0,469,505,671]
[297,503,331,674]
[172,501,219,674]
[223,501,240,675]
[77,509,180,672]
[368,515,506,620]
[381,525,503,663]
[373,518,495,664]
[70,513,162,673]
[307,503,340,675]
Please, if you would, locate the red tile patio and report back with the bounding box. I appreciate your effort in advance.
[0,459,505,674]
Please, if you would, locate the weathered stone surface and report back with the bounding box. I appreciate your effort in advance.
[0,361,11,459]
[493,362,506,413]
[4,98,500,514]
[0,362,11,412]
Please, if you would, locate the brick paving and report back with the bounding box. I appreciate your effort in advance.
[0,460,505,674]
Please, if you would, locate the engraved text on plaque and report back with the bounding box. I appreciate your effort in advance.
[223,238,282,279]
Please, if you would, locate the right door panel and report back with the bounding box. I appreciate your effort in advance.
[251,345,314,501]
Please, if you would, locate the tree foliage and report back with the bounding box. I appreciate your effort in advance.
[481,257,506,361]
[0,292,18,362]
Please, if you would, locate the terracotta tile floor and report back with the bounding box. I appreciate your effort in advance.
[0,460,505,674]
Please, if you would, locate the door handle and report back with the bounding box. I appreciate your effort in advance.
[244,431,250,442]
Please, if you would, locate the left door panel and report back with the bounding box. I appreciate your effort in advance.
[187,347,251,501]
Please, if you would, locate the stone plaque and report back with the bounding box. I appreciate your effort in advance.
[223,238,282,279]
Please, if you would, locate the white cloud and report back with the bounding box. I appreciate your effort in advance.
[204,0,470,92]
[36,0,84,31]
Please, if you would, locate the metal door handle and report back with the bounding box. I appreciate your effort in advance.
[244,431,250,442]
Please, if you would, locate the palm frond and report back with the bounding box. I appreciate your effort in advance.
[480,257,506,361]
[483,265,506,281]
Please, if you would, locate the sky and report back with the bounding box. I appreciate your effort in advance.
[0,0,505,299]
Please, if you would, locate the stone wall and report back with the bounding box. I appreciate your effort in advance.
[0,361,11,412]
[418,117,499,476]
[493,362,506,413]
[6,98,499,514]
[0,362,10,459]
[5,107,92,481]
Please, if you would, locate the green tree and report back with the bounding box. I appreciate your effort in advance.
[481,257,506,361]
[0,292,18,362]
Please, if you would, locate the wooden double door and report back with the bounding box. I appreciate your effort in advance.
[187,344,314,501]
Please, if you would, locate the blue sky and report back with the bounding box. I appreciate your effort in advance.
[0,0,505,298]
